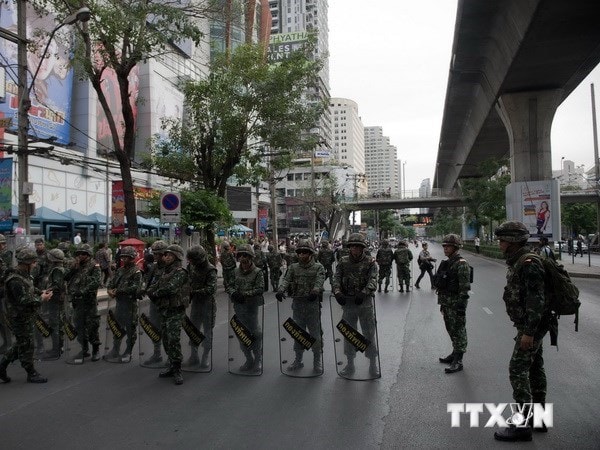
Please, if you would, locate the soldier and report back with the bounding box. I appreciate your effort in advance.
[266,245,283,292]
[106,246,143,362]
[253,243,268,291]
[276,240,325,373]
[142,240,168,365]
[335,238,349,262]
[415,242,437,289]
[40,249,66,360]
[220,241,237,290]
[284,243,299,272]
[95,242,112,288]
[393,240,413,292]
[0,248,53,383]
[332,233,380,377]
[494,221,552,441]
[64,243,102,362]
[316,240,335,288]
[0,234,14,354]
[58,241,75,268]
[226,244,264,372]
[31,238,50,355]
[375,239,394,293]
[435,234,470,374]
[146,244,188,385]
[186,245,217,368]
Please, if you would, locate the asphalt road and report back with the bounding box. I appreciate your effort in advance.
[1,243,599,449]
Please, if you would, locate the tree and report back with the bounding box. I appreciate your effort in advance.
[431,207,462,237]
[561,186,598,237]
[32,0,216,237]
[149,42,323,253]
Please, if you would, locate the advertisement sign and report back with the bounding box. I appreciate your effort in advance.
[268,31,311,63]
[0,158,12,232]
[112,181,125,234]
[160,192,181,223]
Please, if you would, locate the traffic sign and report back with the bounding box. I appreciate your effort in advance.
[160,192,181,223]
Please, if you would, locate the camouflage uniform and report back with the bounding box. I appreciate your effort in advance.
[266,246,283,291]
[0,239,14,353]
[40,250,66,359]
[316,241,335,286]
[375,241,394,292]
[277,240,325,372]
[335,240,349,262]
[332,234,379,376]
[106,248,143,359]
[284,246,299,271]
[142,240,167,364]
[220,243,237,290]
[252,244,268,291]
[64,244,102,361]
[31,242,50,354]
[187,246,217,368]
[393,243,413,292]
[227,245,265,372]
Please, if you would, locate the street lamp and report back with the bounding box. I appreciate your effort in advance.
[17,5,91,234]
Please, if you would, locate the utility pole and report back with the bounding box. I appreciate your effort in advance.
[591,83,600,236]
[17,0,30,234]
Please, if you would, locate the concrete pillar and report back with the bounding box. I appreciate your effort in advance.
[496,89,563,182]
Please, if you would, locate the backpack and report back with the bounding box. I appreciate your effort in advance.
[517,253,580,331]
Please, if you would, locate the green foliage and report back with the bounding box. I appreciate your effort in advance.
[431,207,462,237]
[561,201,598,237]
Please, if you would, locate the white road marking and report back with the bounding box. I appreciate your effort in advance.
[482,307,493,315]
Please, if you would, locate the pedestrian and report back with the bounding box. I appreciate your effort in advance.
[537,236,556,261]
[73,232,82,245]
[316,240,335,289]
[435,234,470,374]
[393,240,413,292]
[186,245,217,369]
[40,249,66,360]
[105,246,143,362]
[31,238,50,356]
[219,241,237,290]
[493,221,552,441]
[0,234,14,354]
[276,240,325,374]
[226,244,264,373]
[64,243,103,362]
[266,245,284,292]
[0,248,53,383]
[332,233,380,377]
[576,236,584,257]
[415,242,436,289]
[95,242,112,287]
[474,236,481,254]
[146,244,189,385]
[375,239,394,293]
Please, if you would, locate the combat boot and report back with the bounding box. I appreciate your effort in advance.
[399,285,404,293]
[494,406,533,443]
[405,283,411,292]
[415,282,420,289]
[159,364,175,378]
[384,282,389,293]
[531,400,548,432]
[144,345,163,365]
[121,343,134,362]
[445,352,463,373]
[288,352,304,371]
[172,362,183,385]
[200,349,210,369]
[91,344,101,362]
[239,355,254,372]
[377,283,382,293]
[106,340,121,360]
[252,352,263,372]
[438,352,454,364]
[0,356,11,383]
[187,347,200,366]
[340,358,355,377]
[313,354,323,374]
[26,368,48,383]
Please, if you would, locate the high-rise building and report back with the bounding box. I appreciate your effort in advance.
[330,98,365,174]
[364,126,399,197]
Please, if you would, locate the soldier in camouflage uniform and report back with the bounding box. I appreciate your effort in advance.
[146,244,188,385]
[142,240,168,364]
[220,241,237,290]
[266,245,283,292]
[226,244,265,372]
[494,221,551,442]
[376,239,394,293]
[0,234,14,354]
[332,233,380,377]
[253,243,268,291]
[316,240,335,288]
[40,249,66,360]
[276,240,326,373]
[58,241,75,268]
[284,243,298,273]
[106,246,143,362]
[186,245,217,368]
[31,238,50,355]
[64,243,102,362]
[0,248,53,383]
[335,238,349,262]
[393,240,413,292]
[435,234,470,374]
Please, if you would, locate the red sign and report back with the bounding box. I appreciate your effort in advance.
[112,180,125,234]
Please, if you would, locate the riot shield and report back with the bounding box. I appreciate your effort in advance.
[138,299,167,369]
[329,294,381,381]
[103,297,137,363]
[181,298,214,373]
[228,299,264,376]
[277,296,323,378]
[63,301,83,365]
[33,302,50,359]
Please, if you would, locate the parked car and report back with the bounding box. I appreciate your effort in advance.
[554,240,587,253]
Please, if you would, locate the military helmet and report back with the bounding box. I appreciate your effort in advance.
[165,244,184,261]
[75,243,93,256]
[221,241,230,250]
[442,234,463,248]
[187,245,207,263]
[0,234,6,243]
[253,243,261,251]
[296,239,315,254]
[236,244,255,258]
[268,245,274,252]
[57,242,70,252]
[347,233,367,248]
[16,248,37,263]
[398,240,408,247]
[47,248,65,263]
[151,240,168,254]
[381,239,389,247]
[120,246,137,259]
[495,221,530,243]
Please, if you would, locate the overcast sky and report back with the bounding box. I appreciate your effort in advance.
[328,0,600,192]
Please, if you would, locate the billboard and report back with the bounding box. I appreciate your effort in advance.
[0,158,12,232]
[267,32,310,63]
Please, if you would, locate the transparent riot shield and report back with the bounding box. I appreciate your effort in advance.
[0,297,13,355]
[138,299,167,369]
[277,296,323,378]
[182,298,214,373]
[63,301,83,365]
[329,294,381,381]
[103,297,137,364]
[228,299,264,376]
[33,302,50,359]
